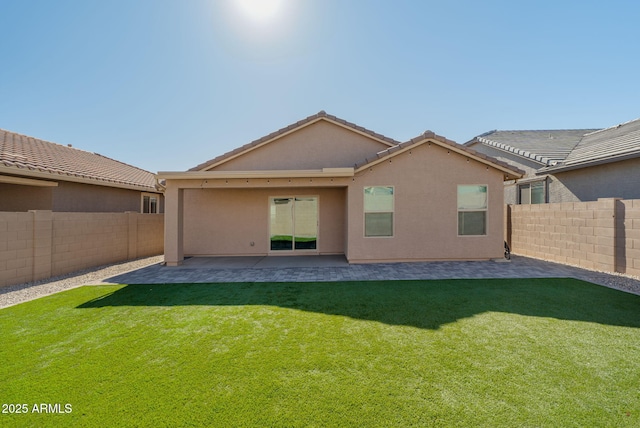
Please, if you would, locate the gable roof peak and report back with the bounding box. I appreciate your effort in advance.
[190,111,402,171]
[354,128,524,179]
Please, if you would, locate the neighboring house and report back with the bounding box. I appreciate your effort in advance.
[0,128,164,212]
[465,117,640,204]
[159,111,523,265]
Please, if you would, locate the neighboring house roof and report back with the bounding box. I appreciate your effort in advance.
[0,128,159,192]
[539,117,640,173]
[466,129,598,166]
[190,111,402,171]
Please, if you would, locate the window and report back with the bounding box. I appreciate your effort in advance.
[518,180,546,204]
[458,185,487,236]
[364,186,394,237]
[142,194,158,213]
[269,196,318,251]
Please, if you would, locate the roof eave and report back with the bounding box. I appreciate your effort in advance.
[0,174,59,187]
[158,168,355,180]
[537,151,640,175]
[0,165,159,193]
[475,137,551,165]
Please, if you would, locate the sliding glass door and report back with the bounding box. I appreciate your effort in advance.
[270,197,318,251]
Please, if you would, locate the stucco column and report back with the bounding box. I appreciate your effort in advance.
[164,184,184,266]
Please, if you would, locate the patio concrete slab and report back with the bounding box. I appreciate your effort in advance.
[101,255,640,294]
[177,255,349,269]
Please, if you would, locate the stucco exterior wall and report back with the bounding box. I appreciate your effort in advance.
[183,187,346,256]
[0,183,53,211]
[548,158,640,203]
[212,120,391,171]
[53,181,164,213]
[0,180,164,213]
[346,142,506,262]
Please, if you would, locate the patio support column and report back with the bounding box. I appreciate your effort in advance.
[164,185,184,266]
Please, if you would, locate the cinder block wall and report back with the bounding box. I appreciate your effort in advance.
[617,200,640,277]
[136,213,165,258]
[51,213,129,276]
[509,198,639,276]
[0,212,35,286]
[0,211,164,288]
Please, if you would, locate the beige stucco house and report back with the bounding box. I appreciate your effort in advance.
[159,111,523,265]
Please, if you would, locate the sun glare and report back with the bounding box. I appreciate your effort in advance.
[236,0,283,23]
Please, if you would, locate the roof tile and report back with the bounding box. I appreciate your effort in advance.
[0,128,158,190]
[467,129,597,165]
[563,118,640,164]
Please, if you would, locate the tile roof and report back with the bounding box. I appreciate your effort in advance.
[355,130,525,178]
[467,129,598,166]
[0,128,158,191]
[189,111,402,171]
[540,117,640,173]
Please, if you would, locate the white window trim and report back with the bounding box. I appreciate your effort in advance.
[518,179,547,204]
[141,193,159,214]
[457,184,488,237]
[268,195,320,254]
[363,186,395,238]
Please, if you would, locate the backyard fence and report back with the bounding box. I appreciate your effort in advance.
[0,211,164,288]
[507,198,640,277]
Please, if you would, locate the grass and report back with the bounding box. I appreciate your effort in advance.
[1,278,639,427]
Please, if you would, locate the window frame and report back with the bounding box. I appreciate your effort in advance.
[457,184,488,237]
[363,186,394,238]
[518,179,547,204]
[268,195,320,253]
[141,193,159,214]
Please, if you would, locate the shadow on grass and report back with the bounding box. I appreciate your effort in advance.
[77,279,640,330]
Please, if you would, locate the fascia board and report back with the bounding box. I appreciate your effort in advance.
[0,165,157,193]
[0,174,58,187]
[158,168,355,180]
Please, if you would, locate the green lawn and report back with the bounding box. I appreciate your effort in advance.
[1,279,639,427]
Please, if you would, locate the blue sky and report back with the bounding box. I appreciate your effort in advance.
[1,0,638,172]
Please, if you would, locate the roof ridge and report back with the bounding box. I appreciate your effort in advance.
[583,117,640,136]
[491,128,596,133]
